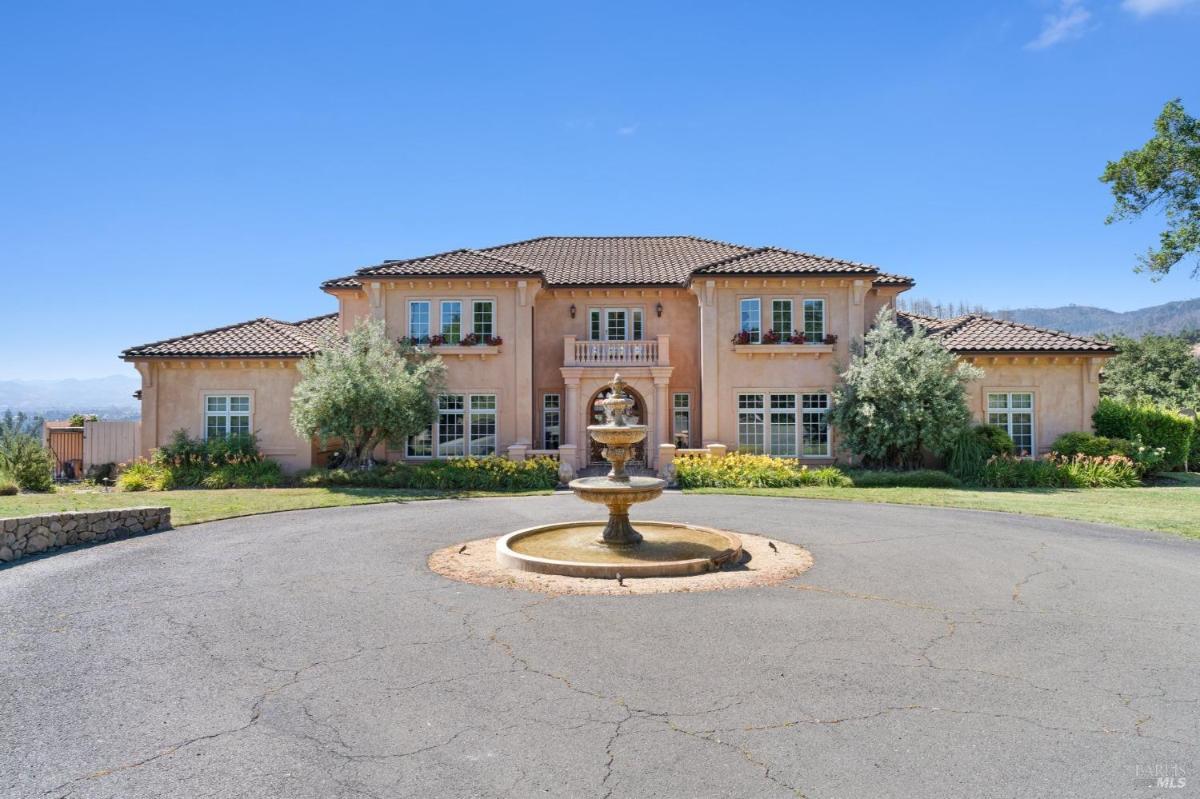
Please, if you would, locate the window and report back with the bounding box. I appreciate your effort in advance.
[432,394,497,458]
[801,393,830,456]
[803,299,825,342]
[440,300,463,344]
[672,393,691,448]
[205,395,250,439]
[771,300,793,337]
[468,394,496,456]
[737,394,765,453]
[406,424,433,458]
[988,392,1035,455]
[437,395,465,456]
[472,300,494,339]
[408,301,431,341]
[769,394,797,456]
[588,308,645,340]
[542,394,561,450]
[606,309,627,341]
[739,299,761,343]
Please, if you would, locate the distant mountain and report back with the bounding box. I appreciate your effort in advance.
[0,375,140,419]
[991,299,1200,338]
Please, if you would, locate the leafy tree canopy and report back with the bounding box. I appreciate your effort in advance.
[1101,98,1200,279]
[290,319,446,468]
[1100,333,1200,410]
[831,309,983,469]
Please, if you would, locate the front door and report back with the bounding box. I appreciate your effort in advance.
[588,387,646,465]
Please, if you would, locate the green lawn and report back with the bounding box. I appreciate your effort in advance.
[688,472,1200,538]
[0,486,551,526]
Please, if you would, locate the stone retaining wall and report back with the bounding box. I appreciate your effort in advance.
[0,507,171,564]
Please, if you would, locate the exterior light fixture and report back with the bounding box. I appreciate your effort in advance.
[570,304,577,318]
[655,302,663,317]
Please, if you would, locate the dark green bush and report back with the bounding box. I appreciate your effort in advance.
[1093,398,1193,470]
[200,460,283,489]
[299,456,559,492]
[144,430,280,489]
[980,455,1066,488]
[943,428,991,483]
[980,453,1140,488]
[974,424,1016,456]
[849,469,962,488]
[1050,431,1166,476]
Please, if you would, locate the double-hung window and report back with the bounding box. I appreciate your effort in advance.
[440,300,463,344]
[803,299,825,342]
[205,395,250,439]
[771,300,793,337]
[589,308,644,341]
[472,300,494,339]
[737,394,766,453]
[408,301,431,342]
[801,393,831,456]
[769,394,797,456]
[672,393,691,448]
[467,394,496,456]
[437,395,465,456]
[988,392,1035,455]
[739,298,762,343]
[542,394,561,450]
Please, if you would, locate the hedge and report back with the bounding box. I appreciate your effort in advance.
[1093,398,1194,470]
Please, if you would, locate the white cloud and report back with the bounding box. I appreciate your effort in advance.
[1121,0,1196,16]
[1026,0,1092,49]
[616,124,639,136]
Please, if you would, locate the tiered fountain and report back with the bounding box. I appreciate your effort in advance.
[496,374,743,578]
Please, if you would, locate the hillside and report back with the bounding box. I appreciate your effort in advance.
[0,375,140,419]
[992,299,1200,337]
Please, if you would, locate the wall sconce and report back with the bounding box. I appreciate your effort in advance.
[569,304,576,318]
[655,302,663,317]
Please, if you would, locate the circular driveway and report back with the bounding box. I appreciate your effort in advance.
[2,494,1197,799]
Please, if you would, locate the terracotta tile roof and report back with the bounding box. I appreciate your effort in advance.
[122,313,338,359]
[872,271,915,286]
[897,311,1115,354]
[321,236,899,289]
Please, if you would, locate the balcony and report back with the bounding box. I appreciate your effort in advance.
[563,335,669,366]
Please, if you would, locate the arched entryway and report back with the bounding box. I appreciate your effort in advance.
[588,384,647,465]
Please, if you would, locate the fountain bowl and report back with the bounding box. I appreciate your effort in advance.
[496,520,744,578]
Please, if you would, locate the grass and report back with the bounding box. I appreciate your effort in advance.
[688,471,1200,539]
[0,486,552,526]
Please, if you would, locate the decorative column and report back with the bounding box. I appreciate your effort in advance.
[849,279,868,347]
[513,280,538,446]
[694,280,720,445]
[561,370,582,470]
[651,367,672,468]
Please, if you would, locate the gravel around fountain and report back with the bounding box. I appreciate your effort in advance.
[430,531,813,595]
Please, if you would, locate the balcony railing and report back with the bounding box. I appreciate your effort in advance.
[563,335,669,366]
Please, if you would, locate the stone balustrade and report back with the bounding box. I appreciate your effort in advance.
[0,507,171,564]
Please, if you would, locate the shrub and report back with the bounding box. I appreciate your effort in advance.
[200,460,284,489]
[0,472,18,495]
[146,430,281,489]
[1050,431,1166,476]
[980,454,1066,488]
[1093,398,1194,470]
[979,453,1140,488]
[974,424,1016,456]
[299,455,559,492]
[117,459,172,492]
[849,469,962,488]
[675,453,851,489]
[0,434,54,492]
[84,462,117,483]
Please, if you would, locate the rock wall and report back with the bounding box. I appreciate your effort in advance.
[0,507,171,564]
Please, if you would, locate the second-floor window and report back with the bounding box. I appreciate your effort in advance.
[440,300,463,344]
[739,298,761,342]
[589,308,643,340]
[804,299,825,342]
[409,301,431,341]
[473,300,494,338]
[771,300,792,336]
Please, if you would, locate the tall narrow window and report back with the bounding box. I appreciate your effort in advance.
[590,309,602,340]
[672,393,691,448]
[771,300,793,337]
[472,300,494,338]
[988,392,1035,455]
[437,395,465,456]
[803,299,825,342]
[408,301,431,342]
[631,308,644,341]
[740,298,761,343]
[542,394,561,449]
[406,424,433,458]
[205,395,251,439]
[737,394,765,453]
[769,394,797,456]
[801,393,830,456]
[440,300,462,343]
[468,394,497,456]
[606,309,628,341]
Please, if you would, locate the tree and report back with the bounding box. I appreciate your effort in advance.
[1100,333,1200,410]
[67,413,98,427]
[0,411,54,491]
[1101,99,1200,279]
[831,309,984,468]
[290,319,446,469]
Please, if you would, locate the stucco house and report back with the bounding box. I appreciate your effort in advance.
[122,236,1115,473]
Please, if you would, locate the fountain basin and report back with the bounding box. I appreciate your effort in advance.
[496,521,743,578]
[569,475,666,504]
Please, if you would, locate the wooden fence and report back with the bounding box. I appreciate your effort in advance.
[43,420,141,480]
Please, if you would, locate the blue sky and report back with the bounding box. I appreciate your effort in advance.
[2,0,1198,379]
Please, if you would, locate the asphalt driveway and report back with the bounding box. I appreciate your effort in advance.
[2,494,1197,799]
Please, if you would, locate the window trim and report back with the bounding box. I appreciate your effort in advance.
[439,299,464,344]
[985,390,1037,456]
[542,393,561,450]
[201,391,253,441]
[411,392,500,459]
[739,298,762,343]
[770,299,793,337]
[803,298,826,342]
[735,389,831,458]
[672,392,691,448]
[407,299,432,342]
[586,306,646,341]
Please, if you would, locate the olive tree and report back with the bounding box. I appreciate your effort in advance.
[291,319,445,469]
[831,309,983,468]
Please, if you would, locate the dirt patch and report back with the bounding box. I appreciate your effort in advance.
[428,532,813,595]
